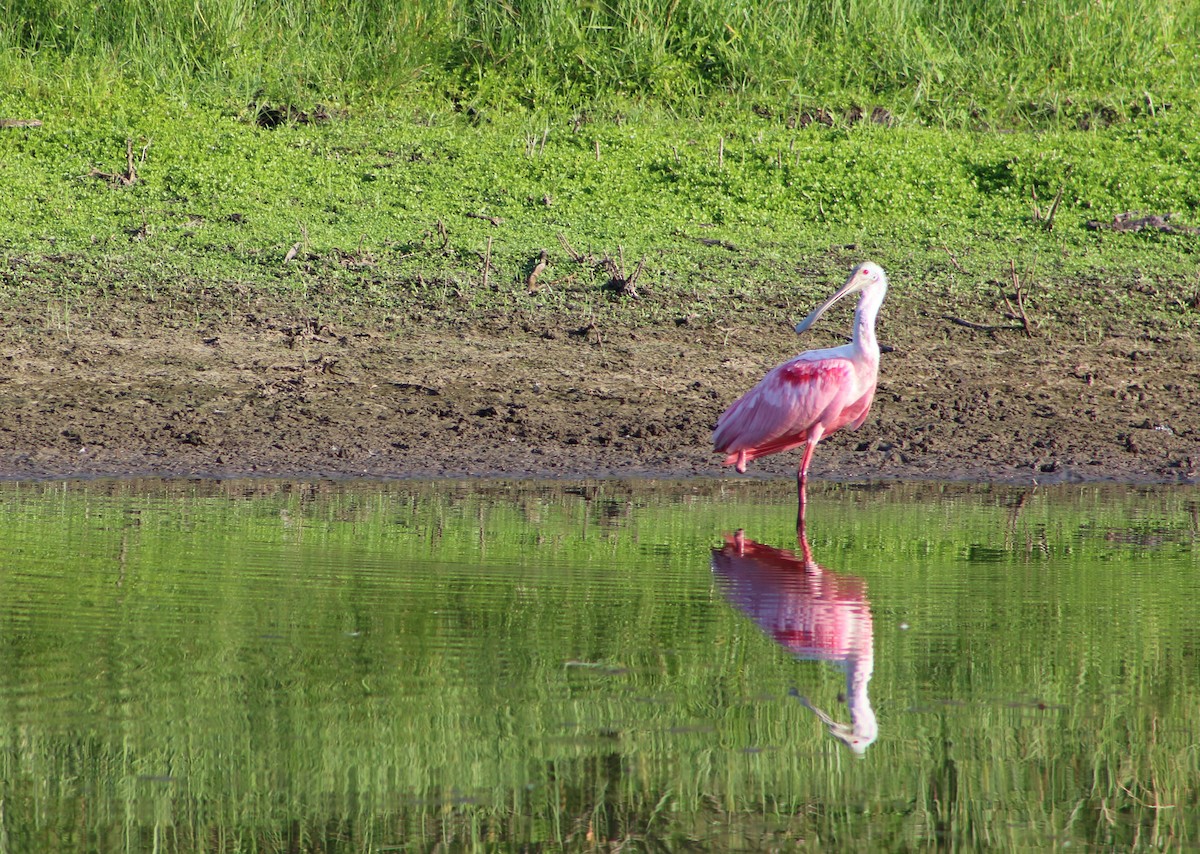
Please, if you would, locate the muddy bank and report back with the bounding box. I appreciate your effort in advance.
[0,297,1195,485]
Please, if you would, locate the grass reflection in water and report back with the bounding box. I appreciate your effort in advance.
[0,479,1195,851]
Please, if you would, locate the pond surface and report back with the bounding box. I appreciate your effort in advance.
[0,478,1196,852]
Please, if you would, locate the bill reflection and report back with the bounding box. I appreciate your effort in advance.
[711,529,877,755]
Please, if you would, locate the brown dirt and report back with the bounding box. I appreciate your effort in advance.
[0,296,1195,485]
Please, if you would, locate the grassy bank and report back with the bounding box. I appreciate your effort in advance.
[3,1,1199,333]
[2,0,1199,124]
[2,99,1198,338]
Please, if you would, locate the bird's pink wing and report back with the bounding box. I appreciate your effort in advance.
[713,358,856,456]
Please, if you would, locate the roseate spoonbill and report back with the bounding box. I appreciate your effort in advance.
[711,529,877,754]
[713,262,888,527]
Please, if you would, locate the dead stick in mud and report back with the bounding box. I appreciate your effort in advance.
[608,245,644,298]
[283,223,309,263]
[557,232,586,263]
[466,212,504,226]
[942,245,965,273]
[622,257,644,298]
[88,137,147,185]
[526,249,550,292]
[482,236,493,289]
[942,315,1025,333]
[1044,184,1064,232]
[1007,260,1034,337]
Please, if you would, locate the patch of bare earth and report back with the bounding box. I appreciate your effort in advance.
[0,297,1195,484]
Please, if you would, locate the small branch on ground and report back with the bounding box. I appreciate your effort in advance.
[695,236,739,251]
[942,315,1026,333]
[482,236,493,289]
[526,249,550,292]
[602,245,644,298]
[1043,184,1064,231]
[0,118,42,128]
[466,212,504,226]
[559,233,646,297]
[88,137,149,186]
[1007,260,1034,338]
[558,232,588,264]
[942,245,965,273]
[1086,211,1200,234]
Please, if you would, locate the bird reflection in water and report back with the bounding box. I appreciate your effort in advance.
[711,529,877,755]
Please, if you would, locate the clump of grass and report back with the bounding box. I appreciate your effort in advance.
[1,0,1197,124]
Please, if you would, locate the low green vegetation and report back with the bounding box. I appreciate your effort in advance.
[2,99,1198,337]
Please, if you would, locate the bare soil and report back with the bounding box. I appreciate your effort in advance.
[0,295,1195,484]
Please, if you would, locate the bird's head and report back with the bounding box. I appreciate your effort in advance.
[795,262,889,334]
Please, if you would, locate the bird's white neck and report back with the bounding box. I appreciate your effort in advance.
[851,291,883,361]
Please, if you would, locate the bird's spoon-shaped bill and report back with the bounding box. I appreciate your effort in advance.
[795,273,867,334]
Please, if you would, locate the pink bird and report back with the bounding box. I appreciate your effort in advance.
[713,262,888,529]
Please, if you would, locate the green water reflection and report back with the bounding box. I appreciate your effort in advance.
[0,479,1196,851]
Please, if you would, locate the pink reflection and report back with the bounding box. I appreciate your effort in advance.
[711,530,877,754]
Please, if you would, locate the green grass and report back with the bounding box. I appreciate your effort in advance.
[2,99,1198,340]
[2,0,1198,124]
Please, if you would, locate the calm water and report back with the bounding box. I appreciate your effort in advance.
[0,478,1196,852]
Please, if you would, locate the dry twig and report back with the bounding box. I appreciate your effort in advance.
[558,233,645,297]
[942,315,1025,333]
[942,245,966,273]
[696,236,739,251]
[1043,184,1064,231]
[1086,211,1200,234]
[526,249,550,292]
[481,236,493,288]
[1007,260,1034,337]
[557,232,587,263]
[88,137,149,186]
[604,245,644,297]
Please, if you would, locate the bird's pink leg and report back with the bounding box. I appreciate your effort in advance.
[796,429,823,534]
